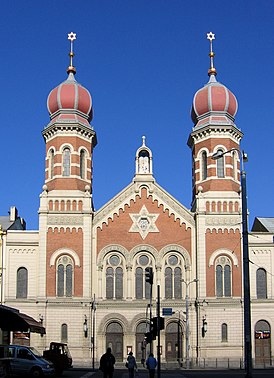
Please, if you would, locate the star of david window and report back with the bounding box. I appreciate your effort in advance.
[129,205,159,239]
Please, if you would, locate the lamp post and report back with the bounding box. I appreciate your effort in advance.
[212,148,252,377]
[182,278,198,369]
[91,294,96,370]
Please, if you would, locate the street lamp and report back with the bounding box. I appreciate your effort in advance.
[91,294,96,370]
[212,148,252,377]
[182,278,198,369]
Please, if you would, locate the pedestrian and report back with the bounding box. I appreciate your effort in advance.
[146,353,157,378]
[99,347,116,378]
[126,351,137,377]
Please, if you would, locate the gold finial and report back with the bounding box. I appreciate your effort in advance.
[67,32,77,74]
[206,32,217,76]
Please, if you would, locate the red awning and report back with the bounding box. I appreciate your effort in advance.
[0,305,46,334]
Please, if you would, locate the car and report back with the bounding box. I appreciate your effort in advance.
[0,345,55,377]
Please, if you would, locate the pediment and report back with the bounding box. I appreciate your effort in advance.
[93,180,194,230]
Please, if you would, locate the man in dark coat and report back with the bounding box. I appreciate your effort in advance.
[99,347,116,378]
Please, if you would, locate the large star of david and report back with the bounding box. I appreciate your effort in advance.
[129,205,159,239]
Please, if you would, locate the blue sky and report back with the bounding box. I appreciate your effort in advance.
[0,0,273,230]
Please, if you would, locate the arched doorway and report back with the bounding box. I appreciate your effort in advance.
[255,320,271,366]
[106,322,123,362]
[165,321,183,362]
[135,322,147,363]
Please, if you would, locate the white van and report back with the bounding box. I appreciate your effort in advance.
[0,345,55,377]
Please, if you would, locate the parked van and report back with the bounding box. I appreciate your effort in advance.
[0,345,55,377]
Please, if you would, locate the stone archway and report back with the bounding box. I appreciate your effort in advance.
[106,322,123,362]
[255,320,271,366]
[165,321,183,362]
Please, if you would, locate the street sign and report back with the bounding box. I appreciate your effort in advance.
[162,307,173,316]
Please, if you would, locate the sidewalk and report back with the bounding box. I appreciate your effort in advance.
[81,369,187,378]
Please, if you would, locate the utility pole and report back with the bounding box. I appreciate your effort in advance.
[157,285,161,378]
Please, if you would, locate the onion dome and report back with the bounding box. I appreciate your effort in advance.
[47,32,93,125]
[191,32,238,127]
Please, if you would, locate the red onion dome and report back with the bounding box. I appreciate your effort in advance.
[191,74,238,126]
[47,72,93,123]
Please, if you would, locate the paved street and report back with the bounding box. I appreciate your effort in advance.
[63,367,274,378]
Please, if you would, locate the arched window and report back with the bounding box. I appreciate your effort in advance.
[256,268,267,299]
[221,323,228,342]
[215,256,232,297]
[16,267,28,298]
[164,254,182,299]
[201,151,207,180]
[105,255,124,299]
[135,254,153,299]
[61,323,68,343]
[216,149,225,178]
[80,149,86,179]
[49,149,54,179]
[57,256,73,297]
[63,148,71,176]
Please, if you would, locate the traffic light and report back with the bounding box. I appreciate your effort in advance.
[151,316,165,339]
[145,267,153,285]
[144,331,153,344]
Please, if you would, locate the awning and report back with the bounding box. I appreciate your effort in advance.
[0,305,46,334]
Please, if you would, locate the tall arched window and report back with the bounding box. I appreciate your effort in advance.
[201,151,207,180]
[49,149,54,179]
[57,256,73,297]
[105,255,124,299]
[63,148,71,176]
[61,323,68,343]
[16,267,28,298]
[215,256,232,297]
[216,149,225,178]
[164,255,182,299]
[80,149,86,179]
[232,150,238,180]
[135,254,153,299]
[221,323,228,342]
[256,268,267,299]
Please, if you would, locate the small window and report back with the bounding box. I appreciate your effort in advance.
[49,149,54,179]
[201,151,207,180]
[80,149,86,179]
[61,323,68,343]
[221,323,228,342]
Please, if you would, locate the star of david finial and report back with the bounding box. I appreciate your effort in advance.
[67,32,77,74]
[206,31,217,77]
[207,32,215,42]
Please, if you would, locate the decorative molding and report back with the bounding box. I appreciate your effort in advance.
[209,248,239,267]
[49,248,81,267]
[48,216,83,226]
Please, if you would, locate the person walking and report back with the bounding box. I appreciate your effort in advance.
[126,351,137,377]
[99,347,116,378]
[146,353,157,378]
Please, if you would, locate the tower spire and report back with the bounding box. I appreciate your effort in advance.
[67,32,77,74]
[207,31,217,77]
